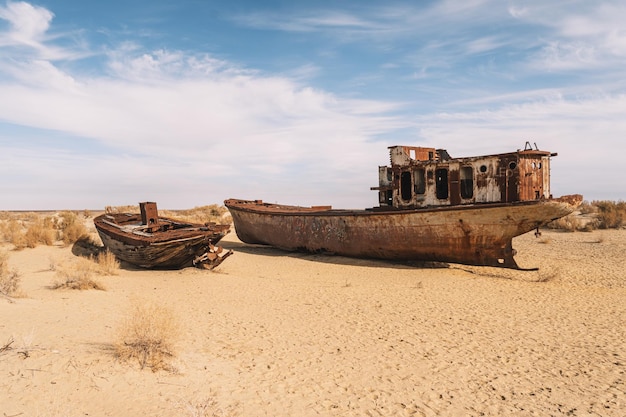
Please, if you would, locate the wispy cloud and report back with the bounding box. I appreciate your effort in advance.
[0,1,53,48]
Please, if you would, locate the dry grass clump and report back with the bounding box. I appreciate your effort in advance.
[1,214,56,249]
[70,236,120,275]
[50,257,105,290]
[165,204,230,224]
[546,200,626,232]
[176,396,237,417]
[95,250,120,275]
[114,299,180,371]
[0,251,21,297]
[1,219,26,248]
[105,205,140,214]
[593,200,626,229]
[24,217,56,248]
[546,214,595,232]
[57,211,89,245]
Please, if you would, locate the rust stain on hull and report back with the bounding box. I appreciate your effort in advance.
[225,196,581,269]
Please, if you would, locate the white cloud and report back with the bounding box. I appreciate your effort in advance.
[0,0,53,48]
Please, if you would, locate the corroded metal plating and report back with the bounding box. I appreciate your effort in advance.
[225,143,582,269]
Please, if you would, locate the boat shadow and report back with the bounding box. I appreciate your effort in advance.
[219,240,451,271]
[70,236,449,272]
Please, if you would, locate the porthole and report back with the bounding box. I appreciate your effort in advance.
[508,161,517,170]
[479,165,487,173]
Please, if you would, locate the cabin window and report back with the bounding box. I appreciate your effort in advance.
[479,165,487,173]
[400,171,412,201]
[460,166,473,199]
[414,169,426,194]
[435,168,449,199]
[508,161,517,170]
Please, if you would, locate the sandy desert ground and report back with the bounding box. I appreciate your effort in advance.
[1,215,625,417]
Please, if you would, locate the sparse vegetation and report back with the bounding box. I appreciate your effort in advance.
[593,200,626,229]
[114,299,180,371]
[95,250,120,275]
[24,217,56,248]
[50,257,106,290]
[0,210,94,249]
[0,250,21,298]
[57,211,89,245]
[546,200,626,232]
[164,204,231,224]
[1,219,26,249]
[105,205,140,214]
[176,396,236,417]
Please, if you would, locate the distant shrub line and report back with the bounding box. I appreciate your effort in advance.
[0,210,90,249]
[547,200,626,232]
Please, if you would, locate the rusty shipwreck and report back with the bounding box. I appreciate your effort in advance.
[225,143,582,269]
[94,202,232,269]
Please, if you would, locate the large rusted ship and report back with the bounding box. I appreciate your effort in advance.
[94,202,232,269]
[225,143,582,269]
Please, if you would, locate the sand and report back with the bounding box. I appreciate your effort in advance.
[1,219,625,417]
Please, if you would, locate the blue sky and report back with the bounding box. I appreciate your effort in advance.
[1,0,625,210]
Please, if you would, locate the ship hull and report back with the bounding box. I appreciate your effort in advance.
[94,212,230,269]
[225,196,582,269]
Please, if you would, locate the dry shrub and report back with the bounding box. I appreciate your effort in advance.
[2,219,26,249]
[115,299,180,371]
[165,204,230,224]
[51,257,105,290]
[546,214,588,232]
[105,205,140,214]
[95,250,120,275]
[57,211,89,244]
[24,219,56,248]
[578,201,597,215]
[70,236,119,275]
[0,251,21,297]
[594,200,626,229]
[176,396,236,417]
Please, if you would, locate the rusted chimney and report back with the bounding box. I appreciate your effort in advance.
[139,202,159,226]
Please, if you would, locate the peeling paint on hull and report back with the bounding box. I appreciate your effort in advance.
[225,196,582,269]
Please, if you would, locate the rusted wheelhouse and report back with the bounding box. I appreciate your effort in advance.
[373,142,555,209]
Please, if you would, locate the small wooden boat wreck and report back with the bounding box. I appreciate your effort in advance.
[225,143,582,269]
[94,202,232,269]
